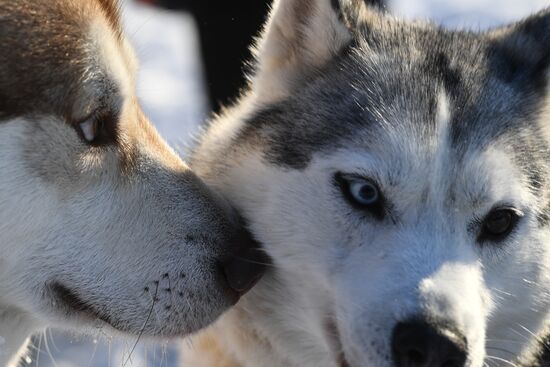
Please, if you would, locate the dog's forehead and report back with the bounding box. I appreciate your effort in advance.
[243,20,548,183]
[0,0,131,121]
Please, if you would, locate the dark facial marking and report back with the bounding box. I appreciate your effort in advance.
[488,9,550,93]
[232,7,550,177]
[527,334,550,367]
[96,0,124,40]
[537,200,550,227]
[48,282,115,327]
[513,10,550,83]
[330,0,343,20]
[71,97,122,146]
[426,52,462,98]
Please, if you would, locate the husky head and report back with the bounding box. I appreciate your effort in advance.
[0,0,266,359]
[192,1,550,366]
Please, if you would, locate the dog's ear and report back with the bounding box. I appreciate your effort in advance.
[250,0,373,104]
[488,8,550,90]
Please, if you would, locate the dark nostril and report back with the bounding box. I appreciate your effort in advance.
[220,248,266,295]
[392,320,467,367]
[220,226,270,295]
[408,349,427,364]
[442,359,463,367]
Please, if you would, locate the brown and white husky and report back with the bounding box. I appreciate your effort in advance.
[0,1,266,366]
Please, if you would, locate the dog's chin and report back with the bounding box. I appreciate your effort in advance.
[46,281,222,338]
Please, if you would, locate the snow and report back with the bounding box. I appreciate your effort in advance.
[123,1,208,153]
[28,0,548,366]
[391,0,548,29]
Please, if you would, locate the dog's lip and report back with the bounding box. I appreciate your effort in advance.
[324,317,351,367]
[48,282,116,328]
[338,354,351,367]
[336,342,352,367]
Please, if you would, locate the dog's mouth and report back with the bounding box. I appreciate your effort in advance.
[325,317,351,367]
[49,282,117,328]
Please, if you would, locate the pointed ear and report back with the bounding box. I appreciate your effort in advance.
[250,0,370,104]
[488,8,550,89]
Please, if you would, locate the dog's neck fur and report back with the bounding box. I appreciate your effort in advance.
[181,305,279,367]
[182,272,332,367]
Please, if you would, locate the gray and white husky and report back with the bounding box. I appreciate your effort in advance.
[184,0,550,366]
[0,1,266,366]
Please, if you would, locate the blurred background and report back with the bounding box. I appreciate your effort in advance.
[25,0,548,366]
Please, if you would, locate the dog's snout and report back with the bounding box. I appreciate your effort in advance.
[220,226,270,295]
[392,321,467,367]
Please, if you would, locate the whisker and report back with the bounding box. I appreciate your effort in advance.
[486,339,526,344]
[42,329,60,367]
[108,336,112,367]
[122,282,159,367]
[34,331,44,367]
[146,286,162,325]
[510,328,533,343]
[86,335,99,367]
[486,355,519,367]
[47,329,59,354]
[227,254,275,268]
[486,346,518,356]
[492,288,515,297]
[517,324,541,342]
[167,274,174,310]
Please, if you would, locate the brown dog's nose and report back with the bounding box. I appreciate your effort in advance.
[220,226,270,295]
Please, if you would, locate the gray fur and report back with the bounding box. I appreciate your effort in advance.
[233,8,550,171]
[0,0,266,365]
[188,1,550,366]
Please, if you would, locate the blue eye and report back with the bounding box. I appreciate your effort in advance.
[335,173,384,219]
[349,179,379,205]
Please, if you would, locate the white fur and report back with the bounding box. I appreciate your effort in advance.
[0,4,241,366]
[185,0,550,365]
[89,18,136,100]
[188,129,550,366]
[251,0,352,104]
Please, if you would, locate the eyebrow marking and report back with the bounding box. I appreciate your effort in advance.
[433,90,451,167]
[436,90,451,132]
[426,90,453,206]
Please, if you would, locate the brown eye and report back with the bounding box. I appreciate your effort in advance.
[479,208,519,243]
[73,108,118,146]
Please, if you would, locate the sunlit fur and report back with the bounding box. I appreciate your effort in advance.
[0,1,246,365]
[185,0,550,366]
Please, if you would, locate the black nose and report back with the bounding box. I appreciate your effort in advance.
[392,320,467,367]
[220,226,270,295]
